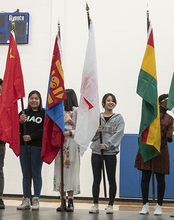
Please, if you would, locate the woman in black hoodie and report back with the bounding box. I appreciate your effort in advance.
[17,90,45,211]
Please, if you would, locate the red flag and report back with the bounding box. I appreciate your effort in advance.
[0,31,25,156]
[41,34,66,164]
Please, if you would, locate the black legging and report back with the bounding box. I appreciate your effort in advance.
[141,170,165,206]
[91,153,117,205]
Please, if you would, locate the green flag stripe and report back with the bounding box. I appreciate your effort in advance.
[138,135,159,162]
[139,99,157,136]
[137,69,157,107]
[167,73,174,110]
[137,69,158,135]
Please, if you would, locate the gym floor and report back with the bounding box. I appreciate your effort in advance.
[1,198,174,220]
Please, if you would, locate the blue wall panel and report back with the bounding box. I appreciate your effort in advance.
[120,134,174,199]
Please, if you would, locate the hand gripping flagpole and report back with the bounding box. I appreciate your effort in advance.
[11,19,33,206]
[146,6,155,202]
[86,3,107,199]
[58,19,65,212]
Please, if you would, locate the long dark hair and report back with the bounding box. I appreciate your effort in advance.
[64,89,78,111]
[27,90,43,112]
[0,78,3,86]
[102,93,117,108]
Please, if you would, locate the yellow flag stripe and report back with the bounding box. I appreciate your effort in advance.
[141,44,157,80]
[55,60,64,80]
[53,87,63,95]
[146,102,161,152]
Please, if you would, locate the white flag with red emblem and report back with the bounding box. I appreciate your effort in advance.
[74,21,100,156]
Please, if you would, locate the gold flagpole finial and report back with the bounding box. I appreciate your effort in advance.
[58,18,60,39]
[58,18,60,30]
[146,4,150,32]
[146,4,149,19]
[11,17,16,42]
[11,18,15,32]
[86,2,89,12]
[86,3,91,29]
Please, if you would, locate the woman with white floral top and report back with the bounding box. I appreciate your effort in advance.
[53,89,80,212]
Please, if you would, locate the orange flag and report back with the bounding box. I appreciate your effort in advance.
[0,31,25,156]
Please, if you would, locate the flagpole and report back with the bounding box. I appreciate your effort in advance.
[58,20,65,212]
[99,118,107,198]
[86,4,107,199]
[146,6,150,32]
[86,3,91,29]
[11,19,33,206]
[146,7,155,202]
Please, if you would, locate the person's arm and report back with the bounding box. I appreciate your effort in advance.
[161,116,173,148]
[161,137,171,149]
[91,127,101,142]
[69,108,77,137]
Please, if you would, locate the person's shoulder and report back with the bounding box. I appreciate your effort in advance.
[113,113,124,119]
[112,113,125,124]
[166,113,173,121]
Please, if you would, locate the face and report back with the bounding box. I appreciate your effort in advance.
[28,93,40,111]
[160,99,168,109]
[103,95,116,110]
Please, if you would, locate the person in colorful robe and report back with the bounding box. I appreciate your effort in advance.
[135,94,173,216]
[54,89,80,212]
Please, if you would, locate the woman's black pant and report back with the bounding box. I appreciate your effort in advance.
[141,170,165,205]
[91,153,117,205]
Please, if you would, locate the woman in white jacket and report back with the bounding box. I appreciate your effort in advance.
[89,93,125,214]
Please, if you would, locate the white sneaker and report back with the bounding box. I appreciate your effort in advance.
[170,212,174,217]
[154,204,162,215]
[32,197,39,210]
[17,198,30,210]
[106,205,113,214]
[139,203,149,215]
[89,205,99,213]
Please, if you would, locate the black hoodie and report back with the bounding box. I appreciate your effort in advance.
[19,108,45,147]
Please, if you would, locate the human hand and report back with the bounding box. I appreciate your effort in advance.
[23,135,31,142]
[97,125,102,132]
[65,131,70,137]
[100,144,105,149]
[19,114,26,124]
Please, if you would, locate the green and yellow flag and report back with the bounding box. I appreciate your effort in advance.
[137,25,161,162]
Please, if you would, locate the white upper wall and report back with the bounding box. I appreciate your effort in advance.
[0,0,174,198]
